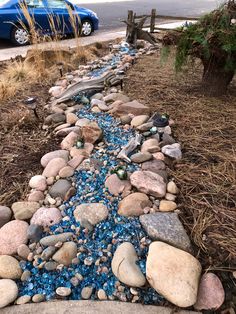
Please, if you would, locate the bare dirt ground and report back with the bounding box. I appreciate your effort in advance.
[124,51,236,309]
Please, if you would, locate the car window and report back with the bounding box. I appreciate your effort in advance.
[25,0,45,8]
[47,0,68,9]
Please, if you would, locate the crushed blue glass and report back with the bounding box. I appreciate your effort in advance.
[17,45,164,305]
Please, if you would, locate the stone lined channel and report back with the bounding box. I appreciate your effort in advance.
[0,41,225,311]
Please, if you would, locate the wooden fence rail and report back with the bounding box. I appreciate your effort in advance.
[126,9,200,34]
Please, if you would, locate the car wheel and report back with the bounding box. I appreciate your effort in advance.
[11,26,29,46]
[81,20,93,36]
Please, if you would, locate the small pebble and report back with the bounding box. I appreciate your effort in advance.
[56,287,71,297]
[21,270,31,282]
[97,289,107,300]
[32,294,45,303]
[15,295,31,305]
[81,286,93,299]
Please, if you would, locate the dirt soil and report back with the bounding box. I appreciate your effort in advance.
[124,51,236,310]
[0,42,109,206]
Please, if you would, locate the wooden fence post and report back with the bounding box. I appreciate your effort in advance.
[126,10,134,36]
[150,8,156,33]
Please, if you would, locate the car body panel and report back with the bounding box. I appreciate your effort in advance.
[0,0,99,41]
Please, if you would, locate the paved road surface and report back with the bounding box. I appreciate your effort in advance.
[0,0,219,50]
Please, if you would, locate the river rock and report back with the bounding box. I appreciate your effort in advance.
[68,155,84,169]
[17,244,31,260]
[56,287,71,297]
[131,115,149,127]
[70,143,94,158]
[0,279,18,308]
[167,181,179,194]
[0,206,12,228]
[52,242,77,266]
[82,122,103,144]
[75,118,91,127]
[27,224,43,242]
[0,220,28,255]
[118,193,152,217]
[91,93,103,101]
[12,201,40,220]
[32,294,45,303]
[15,295,31,305]
[130,152,152,163]
[31,207,62,227]
[66,113,78,125]
[104,93,130,103]
[28,191,45,202]
[162,143,182,160]
[29,175,47,191]
[56,126,81,137]
[141,138,160,153]
[165,193,176,202]
[81,286,93,299]
[97,289,107,300]
[111,242,146,287]
[60,131,80,150]
[120,115,132,125]
[74,203,108,226]
[111,100,150,117]
[49,86,64,98]
[59,166,74,178]
[159,200,177,212]
[146,241,202,307]
[153,152,165,161]
[137,122,153,132]
[41,150,69,168]
[44,112,65,125]
[194,273,225,310]
[141,159,166,174]
[105,174,131,196]
[140,212,192,252]
[130,171,166,198]
[0,255,22,279]
[49,179,72,199]
[40,232,73,247]
[42,158,67,178]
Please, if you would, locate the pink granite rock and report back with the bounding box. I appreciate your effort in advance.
[29,175,47,191]
[0,220,29,255]
[30,207,62,227]
[28,190,45,202]
[82,122,103,144]
[110,100,150,117]
[41,150,69,168]
[60,131,80,150]
[130,171,166,198]
[42,158,67,178]
[105,174,131,196]
[194,273,225,310]
[68,156,84,169]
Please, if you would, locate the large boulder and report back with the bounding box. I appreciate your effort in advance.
[111,242,146,287]
[118,193,151,217]
[130,171,166,198]
[146,241,202,307]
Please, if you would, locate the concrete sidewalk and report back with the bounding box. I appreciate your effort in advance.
[0,29,126,62]
[1,300,201,314]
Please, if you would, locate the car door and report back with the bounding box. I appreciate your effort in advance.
[45,0,75,36]
[23,0,52,35]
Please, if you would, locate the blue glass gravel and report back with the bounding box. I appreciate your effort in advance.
[17,45,164,305]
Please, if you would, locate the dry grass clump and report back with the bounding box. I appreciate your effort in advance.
[125,51,236,268]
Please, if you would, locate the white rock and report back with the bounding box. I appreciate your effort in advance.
[111,242,146,287]
[146,242,202,307]
[29,175,47,191]
[0,279,18,308]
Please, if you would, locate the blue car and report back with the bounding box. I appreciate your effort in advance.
[0,0,99,46]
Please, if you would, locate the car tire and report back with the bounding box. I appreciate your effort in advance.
[10,25,30,46]
[81,20,93,36]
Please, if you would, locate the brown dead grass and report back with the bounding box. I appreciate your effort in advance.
[125,51,236,267]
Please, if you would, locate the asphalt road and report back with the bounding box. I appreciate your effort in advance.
[75,0,218,30]
[0,0,218,49]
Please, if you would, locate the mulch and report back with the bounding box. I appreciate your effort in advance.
[124,50,236,309]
